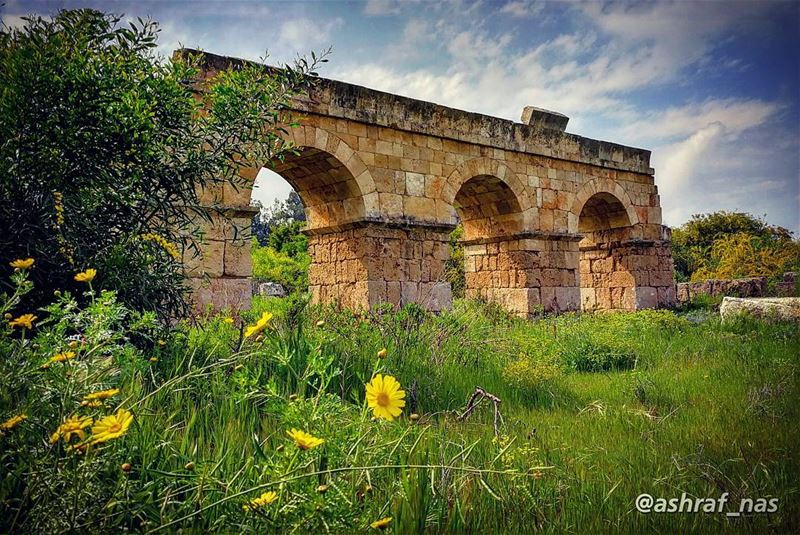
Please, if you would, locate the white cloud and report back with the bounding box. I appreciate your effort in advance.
[499,1,544,18]
[656,122,726,199]
[364,0,401,16]
[279,17,344,52]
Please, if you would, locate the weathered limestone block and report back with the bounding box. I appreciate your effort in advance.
[255,281,287,297]
[189,277,252,314]
[675,277,768,304]
[720,297,800,323]
[306,221,453,311]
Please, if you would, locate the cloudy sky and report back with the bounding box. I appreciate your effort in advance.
[3,0,799,232]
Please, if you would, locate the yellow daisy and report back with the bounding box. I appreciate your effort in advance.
[9,314,37,330]
[243,491,278,511]
[74,268,96,282]
[371,517,392,530]
[50,415,93,444]
[10,258,34,269]
[0,414,27,431]
[223,317,234,324]
[365,374,406,421]
[41,351,76,368]
[286,428,324,450]
[89,408,133,445]
[83,388,120,401]
[244,312,273,338]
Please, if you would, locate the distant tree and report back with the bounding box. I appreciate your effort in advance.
[252,190,306,245]
[268,220,308,258]
[672,211,797,282]
[0,9,326,319]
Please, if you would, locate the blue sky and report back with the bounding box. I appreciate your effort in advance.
[4,0,799,232]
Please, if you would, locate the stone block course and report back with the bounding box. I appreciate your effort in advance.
[184,49,675,316]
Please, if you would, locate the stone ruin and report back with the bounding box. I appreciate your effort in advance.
[182,50,676,317]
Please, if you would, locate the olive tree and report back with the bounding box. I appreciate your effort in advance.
[0,9,325,318]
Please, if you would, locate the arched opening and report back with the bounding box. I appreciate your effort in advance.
[269,147,366,230]
[454,174,538,313]
[577,192,636,311]
[249,145,369,304]
[454,174,524,241]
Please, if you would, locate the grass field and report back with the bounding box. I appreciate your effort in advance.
[2,287,799,533]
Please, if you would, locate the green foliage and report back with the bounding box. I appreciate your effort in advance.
[445,224,466,298]
[671,211,797,282]
[267,220,309,258]
[0,9,324,319]
[691,232,800,283]
[251,238,310,292]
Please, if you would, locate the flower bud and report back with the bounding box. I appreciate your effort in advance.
[185,461,195,471]
[121,463,132,473]
[315,320,325,327]
[377,348,387,359]
[410,413,420,421]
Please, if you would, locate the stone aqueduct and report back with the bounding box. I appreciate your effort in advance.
[184,50,676,316]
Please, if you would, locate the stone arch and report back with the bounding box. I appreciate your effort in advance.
[272,125,378,230]
[569,178,639,234]
[572,181,643,312]
[440,158,534,239]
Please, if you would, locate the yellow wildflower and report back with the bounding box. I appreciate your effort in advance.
[365,374,406,421]
[83,388,120,401]
[49,415,93,444]
[139,233,181,260]
[286,428,324,450]
[74,268,96,282]
[53,191,65,226]
[9,314,37,330]
[42,351,76,368]
[223,317,234,325]
[371,517,392,530]
[244,312,273,338]
[0,414,27,431]
[243,491,278,511]
[10,258,34,269]
[89,408,133,445]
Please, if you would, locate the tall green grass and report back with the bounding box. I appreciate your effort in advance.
[2,291,798,533]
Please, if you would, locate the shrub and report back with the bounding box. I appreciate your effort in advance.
[671,211,796,282]
[0,9,324,319]
[559,331,638,372]
[502,356,563,392]
[251,239,310,292]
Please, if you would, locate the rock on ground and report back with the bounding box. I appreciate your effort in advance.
[255,282,287,298]
[720,297,800,323]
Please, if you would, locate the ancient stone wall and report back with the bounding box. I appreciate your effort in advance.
[181,49,676,316]
[307,222,451,311]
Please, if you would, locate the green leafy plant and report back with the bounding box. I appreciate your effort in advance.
[0,9,325,319]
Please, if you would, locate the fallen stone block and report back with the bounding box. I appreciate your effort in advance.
[720,297,800,323]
